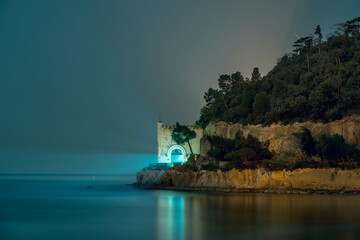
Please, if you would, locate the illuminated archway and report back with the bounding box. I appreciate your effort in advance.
[167,145,187,163]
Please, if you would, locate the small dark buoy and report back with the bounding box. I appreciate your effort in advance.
[87,186,93,188]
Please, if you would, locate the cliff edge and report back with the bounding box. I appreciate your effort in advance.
[203,115,360,158]
[136,167,360,194]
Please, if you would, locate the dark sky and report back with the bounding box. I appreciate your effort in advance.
[0,0,359,173]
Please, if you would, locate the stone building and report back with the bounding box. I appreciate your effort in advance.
[157,119,204,164]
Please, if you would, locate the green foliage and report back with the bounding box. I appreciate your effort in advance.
[315,134,352,167]
[196,16,360,127]
[219,161,237,171]
[294,128,360,169]
[293,159,320,169]
[171,122,196,154]
[201,162,220,171]
[262,159,293,171]
[262,158,320,171]
[252,92,270,124]
[294,127,317,156]
[206,136,235,161]
[207,132,273,170]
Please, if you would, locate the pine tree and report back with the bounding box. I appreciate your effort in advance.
[172,123,196,155]
[314,25,322,53]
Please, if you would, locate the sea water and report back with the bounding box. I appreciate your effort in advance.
[1,174,360,240]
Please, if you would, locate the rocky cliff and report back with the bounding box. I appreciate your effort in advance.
[136,116,360,194]
[136,168,360,194]
[203,115,360,157]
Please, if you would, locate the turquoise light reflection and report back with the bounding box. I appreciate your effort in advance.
[156,193,185,240]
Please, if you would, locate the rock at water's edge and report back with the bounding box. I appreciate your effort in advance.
[136,168,360,194]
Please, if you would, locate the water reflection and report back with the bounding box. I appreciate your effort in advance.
[155,192,360,240]
[157,194,184,240]
[1,176,360,240]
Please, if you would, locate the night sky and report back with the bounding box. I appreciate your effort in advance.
[1,0,359,173]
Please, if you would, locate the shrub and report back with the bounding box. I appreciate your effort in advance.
[207,131,274,170]
[294,127,317,156]
[220,161,236,171]
[262,159,293,171]
[201,162,219,171]
[207,136,235,161]
[292,159,320,169]
[315,134,346,167]
[314,134,360,168]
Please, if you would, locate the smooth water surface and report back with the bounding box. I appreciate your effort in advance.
[1,175,360,240]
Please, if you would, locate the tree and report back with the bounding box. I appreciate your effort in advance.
[293,36,313,72]
[203,88,228,119]
[240,83,251,116]
[218,74,232,93]
[294,127,317,156]
[335,17,360,39]
[230,71,245,92]
[251,67,261,82]
[250,67,262,92]
[314,25,322,53]
[316,134,346,167]
[346,17,360,39]
[252,92,270,123]
[207,132,273,169]
[207,136,235,161]
[194,16,360,127]
[172,123,196,155]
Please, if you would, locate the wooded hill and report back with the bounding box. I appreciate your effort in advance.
[196,17,360,128]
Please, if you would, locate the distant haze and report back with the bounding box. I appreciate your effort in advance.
[0,0,359,173]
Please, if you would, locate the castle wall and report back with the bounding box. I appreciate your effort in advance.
[157,122,203,163]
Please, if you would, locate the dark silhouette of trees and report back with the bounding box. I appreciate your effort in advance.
[196,16,360,128]
[207,132,273,169]
[172,123,196,155]
[314,25,322,53]
[252,92,269,124]
[293,36,313,72]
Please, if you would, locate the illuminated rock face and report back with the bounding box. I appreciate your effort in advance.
[138,168,360,193]
[204,115,360,158]
[157,120,204,164]
[157,115,360,164]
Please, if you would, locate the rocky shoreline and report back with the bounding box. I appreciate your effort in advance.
[135,167,360,195]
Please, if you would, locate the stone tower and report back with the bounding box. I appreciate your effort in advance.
[157,119,204,164]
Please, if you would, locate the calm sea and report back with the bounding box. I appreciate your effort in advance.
[1,174,360,240]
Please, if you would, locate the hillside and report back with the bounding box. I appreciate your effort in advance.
[196,17,360,128]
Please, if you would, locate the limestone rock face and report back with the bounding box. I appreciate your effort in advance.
[137,168,360,193]
[203,115,360,157]
[136,168,166,186]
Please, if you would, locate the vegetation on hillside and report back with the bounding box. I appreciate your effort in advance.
[206,132,273,170]
[295,127,360,168]
[196,17,360,128]
[202,127,360,171]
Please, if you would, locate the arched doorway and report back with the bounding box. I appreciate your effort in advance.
[171,148,184,163]
[167,145,187,164]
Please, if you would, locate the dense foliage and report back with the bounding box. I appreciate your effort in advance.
[203,128,360,171]
[293,127,317,156]
[171,122,196,154]
[294,127,360,169]
[207,132,274,169]
[196,17,360,128]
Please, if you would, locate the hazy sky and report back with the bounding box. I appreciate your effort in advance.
[0,0,359,161]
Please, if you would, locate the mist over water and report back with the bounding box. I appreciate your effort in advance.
[1,175,360,240]
[0,153,156,176]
